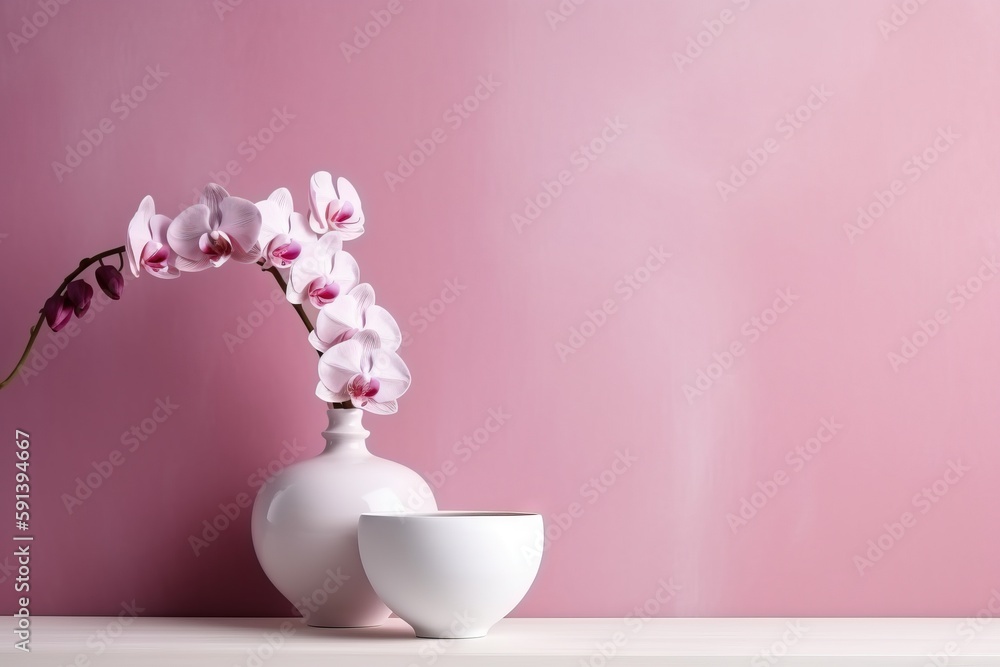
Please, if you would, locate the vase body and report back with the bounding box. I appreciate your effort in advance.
[251,408,437,627]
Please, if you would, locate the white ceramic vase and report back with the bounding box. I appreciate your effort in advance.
[251,408,437,627]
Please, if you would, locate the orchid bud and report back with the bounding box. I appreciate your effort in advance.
[43,295,72,332]
[95,265,124,300]
[66,279,94,317]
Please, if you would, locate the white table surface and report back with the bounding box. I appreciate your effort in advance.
[3,616,1000,666]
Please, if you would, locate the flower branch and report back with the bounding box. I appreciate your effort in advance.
[2,172,411,415]
[260,261,316,337]
[0,245,127,390]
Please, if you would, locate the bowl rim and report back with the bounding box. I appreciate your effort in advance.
[360,511,540,519]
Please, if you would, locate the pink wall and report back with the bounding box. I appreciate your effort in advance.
[2,0,1000,618]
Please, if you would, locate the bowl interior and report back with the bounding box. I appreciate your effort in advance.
[362,511,539,518]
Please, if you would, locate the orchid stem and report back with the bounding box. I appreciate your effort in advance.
[1,250,343,413]
[260,264,317,338]
[0,245,126,391]
[258,263,341,409]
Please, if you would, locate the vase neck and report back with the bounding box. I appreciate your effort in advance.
[321,408,370,455]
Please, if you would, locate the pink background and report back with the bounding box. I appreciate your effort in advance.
[2,0,999,618]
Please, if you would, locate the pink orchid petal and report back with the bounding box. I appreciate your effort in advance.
[142,241,181,279]
[141,241,169,268]
[125,195,155,277]
[275,238,301,260]
[199,230,233,267]
[308,280,340,307]
[218,197,262,255]
[347,374,380,402]
[167,205,212,261]
[268,236,301,268]
[327,199,353,225]
[335,199,355,223]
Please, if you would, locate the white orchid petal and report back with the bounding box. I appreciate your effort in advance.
[309,171,336,228]
[256,200,285,250]
[149,265,181,279]
[200,184,229,225]
[336,177,362,214]
[315,296,361,348]
[218,197,262,255]
[329,250,360,288]
[315,232,344,269]
[316,380,348,403]
[268,187,293,218]
[166,205,212,261]
[308,331,332,353]
[351,283,375,313]
[148,214,172,245]
[289,211,318,246]
[308,212,328,235]
[230,239,261,263]
[289,235,332,294]
[364,306,402,352]
[360,399,398,415]
[285,279,305,304]
[173,254,212,272]
[353,329,382,376]
[333,177,364,240]
[368,345,410,402]
[125,195,155,277]
[318,338,365,396]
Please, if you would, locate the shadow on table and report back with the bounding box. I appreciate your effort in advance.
[176,616,419,641]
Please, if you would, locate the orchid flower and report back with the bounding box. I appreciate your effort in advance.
[3,172,416,412]
[308,172,364,240]
[309,283,401,353]
[286,234,359,308]
[316,330,411,414]
[126,195,179,279]
[167,184,262,271]
[255,188,318,269]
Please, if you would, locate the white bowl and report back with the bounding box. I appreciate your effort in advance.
[358,511,543,638]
